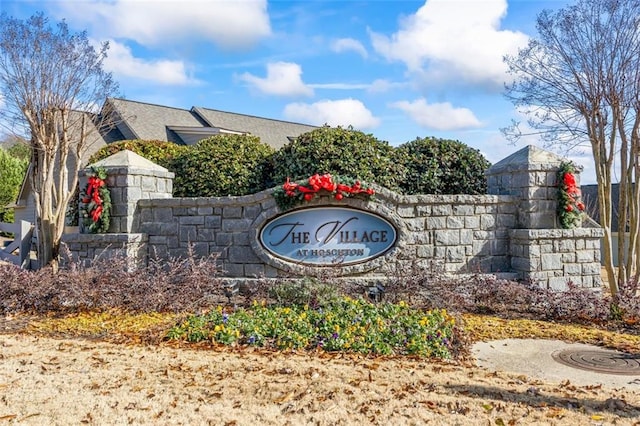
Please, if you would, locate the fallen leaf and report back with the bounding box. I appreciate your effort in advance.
[274,392,294,404]
[546,407,564,419]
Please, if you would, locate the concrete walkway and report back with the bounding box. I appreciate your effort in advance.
[472,339,640,389]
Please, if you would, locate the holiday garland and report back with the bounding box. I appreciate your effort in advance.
[80,167,112,233]
[273,173,374,210]
[557,161,585,229]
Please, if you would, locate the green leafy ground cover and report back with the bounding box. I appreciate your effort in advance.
[166,299,456,358]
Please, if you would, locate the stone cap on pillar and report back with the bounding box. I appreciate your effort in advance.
[487,145,563,174]
[87,149,170,174]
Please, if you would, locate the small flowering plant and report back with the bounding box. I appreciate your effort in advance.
[80,167,112,233]
[557,161,585,229]
[166,297,457,358]
[273,173,375,210]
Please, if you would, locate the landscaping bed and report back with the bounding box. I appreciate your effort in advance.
[1,258,639,424]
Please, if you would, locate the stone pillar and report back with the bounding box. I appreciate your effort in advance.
[486,145,603,290]
[79,150,174,233]
[486,145,567,229]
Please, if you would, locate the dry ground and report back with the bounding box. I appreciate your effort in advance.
[1,322,640,425]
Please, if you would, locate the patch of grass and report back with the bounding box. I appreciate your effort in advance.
[463,314,640,354]
[167,298,458,358]
[28,310,178,342]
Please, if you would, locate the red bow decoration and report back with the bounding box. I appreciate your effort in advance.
[282,174,374,203]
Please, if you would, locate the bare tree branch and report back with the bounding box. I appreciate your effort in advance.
[0,12,119,269]
[503,0,640,294]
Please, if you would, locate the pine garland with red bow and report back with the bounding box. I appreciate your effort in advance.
[80,167,112,233]
[274,173,374,210]
[557,161,585,229]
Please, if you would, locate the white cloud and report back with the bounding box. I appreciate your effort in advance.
[369,0,528,89]
[238,62,313,97]
[284,99,380,129]
[331,38,368,58]
[367,79,407,94]
[103,40,196,85]
[309,83,370,90]
[390,98,482,131]
[59,0,271,49]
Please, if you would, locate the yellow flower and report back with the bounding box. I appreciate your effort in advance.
[398,301,407,308]
[214,325,222,332]
[334,324,340,332]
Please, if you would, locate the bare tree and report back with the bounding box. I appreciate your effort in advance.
[504,0,640,295]
[0,13,118,270]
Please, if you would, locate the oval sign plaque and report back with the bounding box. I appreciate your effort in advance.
[260,207,397,266]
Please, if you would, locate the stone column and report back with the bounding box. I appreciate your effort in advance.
[486,145,567,229]
[64,150,174,269]
[486,145,603,290]
[79,150,174,233]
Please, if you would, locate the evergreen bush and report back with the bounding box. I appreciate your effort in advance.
[396,137,490,195]
[88,139,188,169]
[170,134,274,197]
[269,126,404,191]
[0,147,28,223]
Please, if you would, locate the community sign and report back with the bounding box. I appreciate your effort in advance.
[259,207,397,266]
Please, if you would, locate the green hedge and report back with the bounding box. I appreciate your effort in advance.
[396,137,490,195]
[88,139,188,169]
[170,134,274,197]
[87,133,490,198]
[269,126,404,191]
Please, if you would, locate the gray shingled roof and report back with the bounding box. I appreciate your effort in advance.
[108,98,206,143]
[192,107,317,149]
[105,98,317,149]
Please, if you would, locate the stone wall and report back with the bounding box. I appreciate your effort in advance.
[63,233,148,270]
[130,190,518,278]
[62,146,605,290]
[510,228,603,289]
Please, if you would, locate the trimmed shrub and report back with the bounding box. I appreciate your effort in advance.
[396,137,490,195]
[88,139,188,169]
[269,126,404,191]
[170,134,275,197]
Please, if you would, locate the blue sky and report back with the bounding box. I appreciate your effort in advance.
[3,0,597,182]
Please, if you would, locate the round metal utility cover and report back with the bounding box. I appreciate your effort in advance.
[552,348,640,375]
